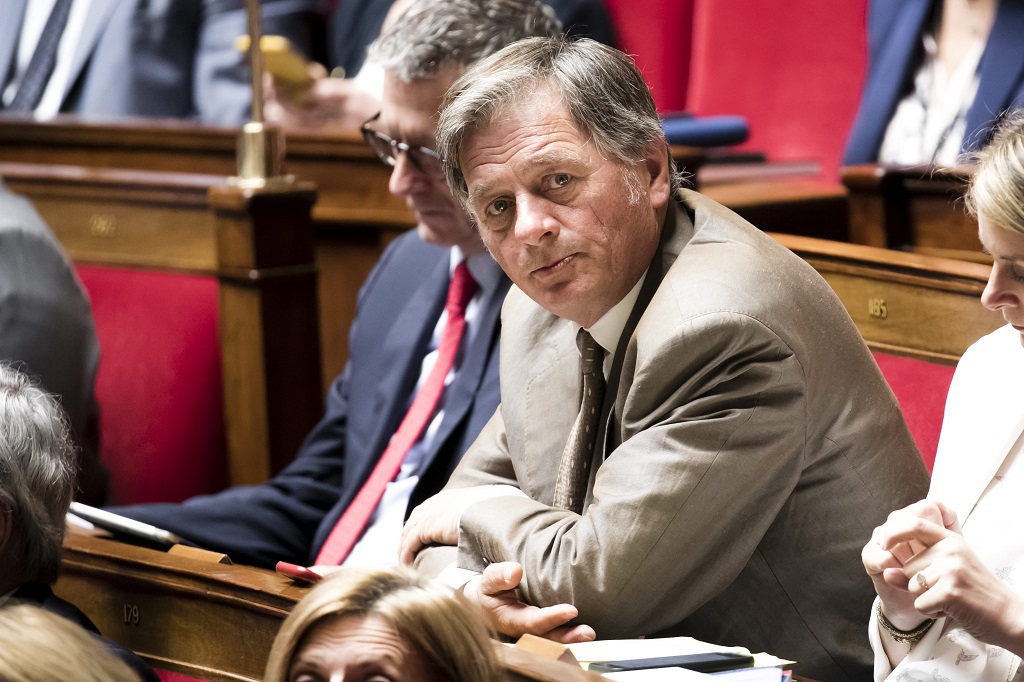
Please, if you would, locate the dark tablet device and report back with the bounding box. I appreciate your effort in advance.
[68,502,194,551]
[588,651,755,674]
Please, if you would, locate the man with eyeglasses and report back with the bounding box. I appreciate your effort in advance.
[113,0,564,577]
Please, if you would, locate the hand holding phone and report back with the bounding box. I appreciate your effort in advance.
[235,35,315,88]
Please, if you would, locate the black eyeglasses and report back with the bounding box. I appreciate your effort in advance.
[360,112,443,176]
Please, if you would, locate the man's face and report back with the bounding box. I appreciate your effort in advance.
[461,87,670,327]
[378,67,483,255]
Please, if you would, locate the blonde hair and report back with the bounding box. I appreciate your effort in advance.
[0,604,139,681]
[965,109,1024,237]
[264,568,500,682]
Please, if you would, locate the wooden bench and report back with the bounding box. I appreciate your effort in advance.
[57,529,602,682]
[842,164,983,262]
[0,161,323,500]
[771,233,1003,468]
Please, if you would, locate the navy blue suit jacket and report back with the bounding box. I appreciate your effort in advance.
[328,0,617,78]
[844,0,1024,165]
[115,232,509,568]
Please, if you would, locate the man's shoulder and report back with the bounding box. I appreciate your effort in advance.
[668,189,832,307]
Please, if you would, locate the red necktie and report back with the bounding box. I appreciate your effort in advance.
[315,262,479,565]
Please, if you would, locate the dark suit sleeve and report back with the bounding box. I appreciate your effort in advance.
[0,203,106,504]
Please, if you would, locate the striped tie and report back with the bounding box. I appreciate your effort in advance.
[7,0,74,113]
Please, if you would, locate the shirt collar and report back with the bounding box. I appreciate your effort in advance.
[582,269,648,359]
[449,246,504,295]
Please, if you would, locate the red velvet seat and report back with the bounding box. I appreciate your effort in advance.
[157,671,208,682]
[873,352,955,473]
[686,0,869,178]
[604,0,694,113]
[77,266,228,505]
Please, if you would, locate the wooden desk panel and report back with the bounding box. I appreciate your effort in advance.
[704,178,850,242]
[57,530,603,682]
[772,233,1002,363]
[1,161,223,272]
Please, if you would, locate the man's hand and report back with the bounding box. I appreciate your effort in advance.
[263,65,380,130]
[399,486,524,565]
[465,561,596,643]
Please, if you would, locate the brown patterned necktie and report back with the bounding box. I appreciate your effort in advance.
[553,329,606,514]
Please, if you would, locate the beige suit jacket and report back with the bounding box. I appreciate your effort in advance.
[418,190,929,680]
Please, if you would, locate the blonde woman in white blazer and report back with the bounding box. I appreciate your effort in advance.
[863,110,1024,682]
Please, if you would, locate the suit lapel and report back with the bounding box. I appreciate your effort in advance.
[935,330,1024,523]
[847,0,931,161]
[597,197,694,461]
[361,256,450,469]
[62,0,119,104]
[967,0,1024,147]
[0,0,29,91]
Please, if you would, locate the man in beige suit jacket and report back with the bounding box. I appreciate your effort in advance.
[399,37,929,681]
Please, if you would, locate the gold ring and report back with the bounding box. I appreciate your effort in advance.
[915,572,930,591]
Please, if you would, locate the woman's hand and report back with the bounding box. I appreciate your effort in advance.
[866,498,1024,654]
[863,499,954,629]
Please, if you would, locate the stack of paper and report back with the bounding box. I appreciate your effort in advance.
[565,636,793,682]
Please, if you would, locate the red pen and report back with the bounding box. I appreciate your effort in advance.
[276,561,324,584]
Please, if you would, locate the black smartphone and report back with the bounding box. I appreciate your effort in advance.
[588,651,755,674]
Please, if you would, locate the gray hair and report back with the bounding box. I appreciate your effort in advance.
[436,36,682,209]
[365,0,562,82]
[965,109,1024,236]
[0,365,77,586]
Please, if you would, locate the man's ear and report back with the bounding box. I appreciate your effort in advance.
[642,139,672,209]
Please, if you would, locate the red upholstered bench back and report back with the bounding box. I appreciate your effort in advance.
[77,266,228,505]
[604,0,695,113]
[873,352,955,473]
[686,0,868,178]
[157,671,209,682]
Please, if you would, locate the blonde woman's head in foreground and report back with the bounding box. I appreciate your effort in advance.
[264,567,501,682]
[0,604,139,682]
[966,109,1024,344]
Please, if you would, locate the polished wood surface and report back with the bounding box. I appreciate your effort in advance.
[772,233,1002,363]
[57,529,603,682]
[704,178,850,241]
[842,164,983,261]
[0,161,323,485]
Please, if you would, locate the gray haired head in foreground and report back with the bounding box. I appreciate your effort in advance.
[436,36,683,210]
[366,0,562,82]
[0,364,77,586]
